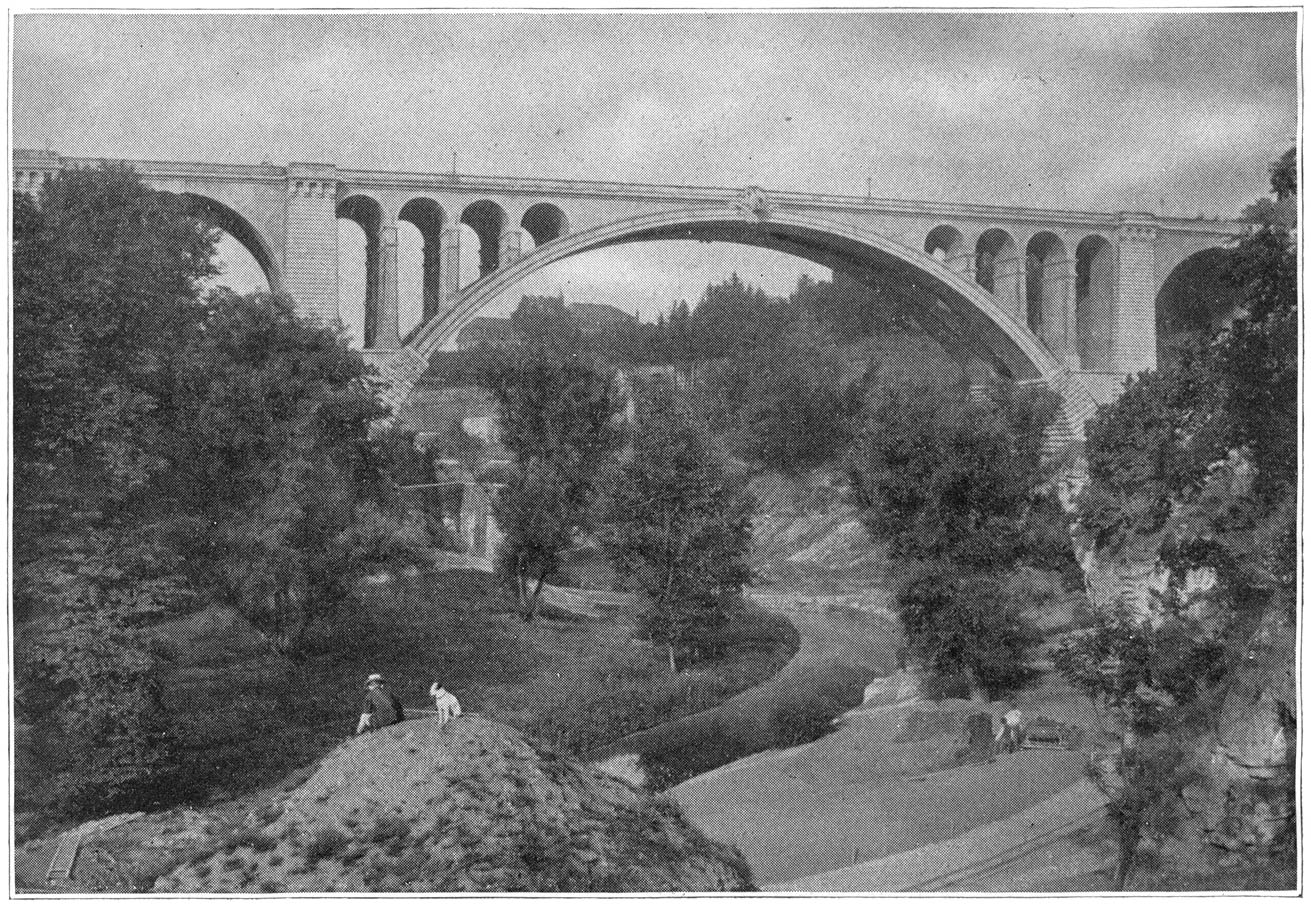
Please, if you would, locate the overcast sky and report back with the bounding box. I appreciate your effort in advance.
[14,12,1298,344]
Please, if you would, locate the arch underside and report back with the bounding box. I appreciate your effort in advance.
[166,192,283,294]
[412,210,1061,383]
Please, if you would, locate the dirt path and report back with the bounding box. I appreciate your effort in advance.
[762,774,1110,891]
[587,589,900,788]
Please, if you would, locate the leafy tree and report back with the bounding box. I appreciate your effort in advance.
[1054,593,1225,888]
[847,376,1066,700]
[694,304,851,473]
[603,379,754,671]
[23,543,186,816]
[13,166,220,816]
[898,565,1044,700]
[158,291,428,656]
[789,272,911,341]
[13,167,218,593]
[15,167,435,818]
[472,302,618,619]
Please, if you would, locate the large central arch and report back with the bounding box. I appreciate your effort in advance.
[408,205,1063,384]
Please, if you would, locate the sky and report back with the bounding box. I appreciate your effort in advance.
[13,11,1299,346]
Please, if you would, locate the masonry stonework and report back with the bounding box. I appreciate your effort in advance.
[283,163,341,325]
[13,150,1244,438]
[1114,217,1160,375]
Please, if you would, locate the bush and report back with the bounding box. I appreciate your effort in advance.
[21,555,181,819]
[771,688,846,747]
[369,814,410,845]
[305,827,349,863]
[847,377,1061,700]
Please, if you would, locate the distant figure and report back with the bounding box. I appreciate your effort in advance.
[429,681,462,728]
[995,704,1023,754]
[357,674,406,734]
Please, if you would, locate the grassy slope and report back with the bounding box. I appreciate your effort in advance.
[16,568,797,827]
[590,599,898,790]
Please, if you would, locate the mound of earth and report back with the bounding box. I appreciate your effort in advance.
[155,716,752,893]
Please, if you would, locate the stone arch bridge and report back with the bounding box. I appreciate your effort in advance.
[15,149,1244,444]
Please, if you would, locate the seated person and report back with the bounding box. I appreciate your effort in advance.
[357,673,406,734]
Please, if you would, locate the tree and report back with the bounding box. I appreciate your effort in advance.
[473,302,618,620]
[159,291,428,656]
[1054,594,1224,888]
[847,376,1066,701]
[14,166,434,819]
[603,379,754,672]
[14,167,218,595]
[13,166,220,816]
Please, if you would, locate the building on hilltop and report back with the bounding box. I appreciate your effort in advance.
[455,316,518,351]
[567,301,638,333]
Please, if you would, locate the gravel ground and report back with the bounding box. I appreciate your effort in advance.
[675,742,1088,886]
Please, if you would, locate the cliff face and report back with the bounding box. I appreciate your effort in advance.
[1188,608,1295,853]
[1077,535,1295,860]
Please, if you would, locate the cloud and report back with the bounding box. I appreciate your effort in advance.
[14,11,1296,329]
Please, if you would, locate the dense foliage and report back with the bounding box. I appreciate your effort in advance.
[603,380,755,671]
[14,167,433,818]
[159,291,430,655]
[847,377,1067,699]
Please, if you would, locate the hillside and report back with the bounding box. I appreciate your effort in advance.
[750,471,890,594]
[153,715,753,892]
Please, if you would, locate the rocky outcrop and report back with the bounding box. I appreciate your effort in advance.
[1186,609,1295,852]
[1076,538,1295,858]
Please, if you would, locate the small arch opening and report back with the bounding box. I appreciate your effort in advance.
[1075,235,1114,370]
[337,195,383,349]
[522,203,569,248]
[400,198,445,326]
[1025,231,1068,348]
[975,229,1018,310]
[460,200,507,279]
[924,224,965,265]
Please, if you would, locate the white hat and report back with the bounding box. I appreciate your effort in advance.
[367,674,385,686]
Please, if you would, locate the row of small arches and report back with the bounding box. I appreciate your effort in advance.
[335,195,570,347]
[923,225,1115,372]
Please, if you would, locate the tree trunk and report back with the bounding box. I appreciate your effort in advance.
[525,567,547,623]
[517,552,531,622]
[1114,817,1139,890]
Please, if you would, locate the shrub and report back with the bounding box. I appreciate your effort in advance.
[771,688,845,747]
[305,827,349,863]
[369,813,410,845]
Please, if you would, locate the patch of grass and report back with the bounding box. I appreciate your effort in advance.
[369,814,410,845]
[482,602,797,756]
[18,566,798,825]
[771,687,846,747]
[305,827,349,864]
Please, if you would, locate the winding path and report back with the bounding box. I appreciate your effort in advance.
[586,590,900,789]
